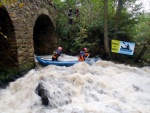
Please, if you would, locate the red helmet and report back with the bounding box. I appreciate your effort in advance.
[58,47,62,51]
[83,47,87,51]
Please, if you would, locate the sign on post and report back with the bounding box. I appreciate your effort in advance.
[111,40,135,55]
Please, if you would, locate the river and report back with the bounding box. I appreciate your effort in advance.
[0,55,150,113]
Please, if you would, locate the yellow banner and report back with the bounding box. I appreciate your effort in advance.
[111,40,120,53]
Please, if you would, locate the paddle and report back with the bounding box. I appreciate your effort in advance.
[85,54,90,60]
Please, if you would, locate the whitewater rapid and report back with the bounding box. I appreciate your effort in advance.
[0,55,150,113]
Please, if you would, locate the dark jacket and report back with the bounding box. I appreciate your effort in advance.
[52,49,62,61]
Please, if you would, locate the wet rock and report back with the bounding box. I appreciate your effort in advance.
[35,81,72,108]
[35,83,49,106]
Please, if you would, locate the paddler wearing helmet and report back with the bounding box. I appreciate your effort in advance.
[52,47,63,61]
[78,47,90,61]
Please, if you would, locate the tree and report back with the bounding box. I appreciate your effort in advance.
[104,0,111,58]
[133,13,150,42]
[113,0,123,39]
[133,13,150,63]
[134,39,150,63]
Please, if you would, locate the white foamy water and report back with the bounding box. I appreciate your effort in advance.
[0,55,150,113]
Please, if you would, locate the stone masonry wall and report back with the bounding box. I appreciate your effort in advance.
[0,0,57,77]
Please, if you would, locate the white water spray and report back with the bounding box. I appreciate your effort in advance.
[0,56,150,113]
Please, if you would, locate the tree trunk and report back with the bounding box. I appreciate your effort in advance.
[104,0,111,58]
[112,0,123,60]
[113,0,123,39]
[134,40,150,63]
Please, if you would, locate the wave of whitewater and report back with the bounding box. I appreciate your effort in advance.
[0,55,150,113]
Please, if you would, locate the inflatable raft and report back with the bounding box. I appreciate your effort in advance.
[36,56,99,66]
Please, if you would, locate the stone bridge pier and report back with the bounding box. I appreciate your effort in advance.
[0,0,57,80]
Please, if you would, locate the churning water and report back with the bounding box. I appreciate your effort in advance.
[0,55,150,113]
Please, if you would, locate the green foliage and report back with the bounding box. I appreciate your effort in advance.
[0,0,17,7]
[0,70,18,83]
[133,13,150,42]
[55,0,105,54]
[54,0,147,57]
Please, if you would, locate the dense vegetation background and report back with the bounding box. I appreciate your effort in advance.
[53,0,150,66]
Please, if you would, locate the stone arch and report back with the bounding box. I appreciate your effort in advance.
[0,1,58,85]
[33,8,57,55]
[0,7,19,74]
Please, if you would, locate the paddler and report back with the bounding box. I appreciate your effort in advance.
[52,47,63,61]
[78,47,90,61]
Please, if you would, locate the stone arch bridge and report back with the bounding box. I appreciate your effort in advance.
[0,0,58,77]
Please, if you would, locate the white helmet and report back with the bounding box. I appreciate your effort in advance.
[58,47,62,51]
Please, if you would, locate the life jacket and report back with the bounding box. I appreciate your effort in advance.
[78,51,90,61]
[52,49,62,59]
